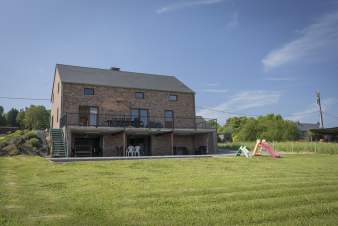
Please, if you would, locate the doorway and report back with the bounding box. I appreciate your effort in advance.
[72,135,102,157]
[127,135,151,156]
[79,106,98,126]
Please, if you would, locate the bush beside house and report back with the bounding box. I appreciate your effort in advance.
[0,130,49,156]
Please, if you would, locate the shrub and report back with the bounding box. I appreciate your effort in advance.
[3,144,20,156]
[20,142,35,155]
[27,137,41,148]
[9,137,25,145]
[24,131,38,140]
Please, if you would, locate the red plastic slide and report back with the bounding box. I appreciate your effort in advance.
[260,142,281,158]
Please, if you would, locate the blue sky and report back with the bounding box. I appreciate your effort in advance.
[0,0,338,126]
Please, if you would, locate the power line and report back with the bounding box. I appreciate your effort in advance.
[0,96,49,101]
[196,105,318,118]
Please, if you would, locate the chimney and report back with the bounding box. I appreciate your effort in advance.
[110,67,120,71]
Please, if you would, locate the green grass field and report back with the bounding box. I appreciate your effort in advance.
[1,155,338,225]
[219,141,338,154]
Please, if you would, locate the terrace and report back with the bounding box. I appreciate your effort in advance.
[60,112,217,130]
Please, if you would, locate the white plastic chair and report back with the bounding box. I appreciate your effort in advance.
[134,146,141,156]
[127,146,134,156]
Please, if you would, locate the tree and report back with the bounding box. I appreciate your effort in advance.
[224,114,299,142]
[23,105,50,130]
[16,109,26,129]
[0,106,7,126]
[5,108,19,127]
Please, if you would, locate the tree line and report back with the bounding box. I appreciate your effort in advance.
[0,105,50,130]
[216,114,299,142]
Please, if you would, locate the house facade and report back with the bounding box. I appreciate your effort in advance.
[50,64,217,157]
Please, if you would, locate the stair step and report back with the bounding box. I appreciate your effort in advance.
[50,129,66,158]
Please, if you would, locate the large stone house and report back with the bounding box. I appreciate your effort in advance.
[50,64,217,157]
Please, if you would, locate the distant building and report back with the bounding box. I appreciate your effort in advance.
[296,122,320,140]
[310,127,338,142]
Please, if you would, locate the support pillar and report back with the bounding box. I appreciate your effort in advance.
[171,132,174,155]
[123,131,126,156]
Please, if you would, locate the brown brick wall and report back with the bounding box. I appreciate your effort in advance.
[174,135,194,154]
[151,134,172,156]
[51,70,62,128]
[194,133,217,154]
[102,133,124,157]
[61,83,195,128]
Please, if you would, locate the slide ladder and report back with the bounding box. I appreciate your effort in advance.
[236,146,251,158]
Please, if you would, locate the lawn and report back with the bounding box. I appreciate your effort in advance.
[1,155,338,225]
[219,141,338,154]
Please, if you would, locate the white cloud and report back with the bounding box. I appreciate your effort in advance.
[206,83,219,87]
[156,0,224,14]
[262,11,338,70]
[264,77,296,81]
[202,88,228,93]
[287,98,336,122]
[225,11,239,30]
[197,90,281,124]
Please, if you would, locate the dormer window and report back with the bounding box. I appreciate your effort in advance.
[135,92,144,99]
[84,88,94,96]
[168,94,177,101]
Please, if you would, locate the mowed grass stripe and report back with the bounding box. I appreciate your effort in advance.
[134,180,338,199]
[121,188,338,213]
[1,155,338,226]
[109,201,338,226]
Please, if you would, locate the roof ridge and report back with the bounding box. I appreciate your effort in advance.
[56,64,195,94]
[57,64,176,78]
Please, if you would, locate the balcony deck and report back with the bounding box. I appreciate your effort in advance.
[60,113,217,133]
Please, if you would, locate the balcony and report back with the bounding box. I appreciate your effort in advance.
[60,113,217,130]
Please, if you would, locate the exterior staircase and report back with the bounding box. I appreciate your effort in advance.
[50,129,67,158]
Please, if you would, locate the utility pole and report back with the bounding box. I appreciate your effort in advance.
[316,91,324,128]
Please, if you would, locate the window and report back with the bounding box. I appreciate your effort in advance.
[164,110,174,128]
[135,92,144,99]
[56,108,59,123]
[168,94,177,101]
[131,108,148,127]
[79,106,98,126]
[164,110,174,121]
[84,88,94,96]
[57,82,60,94]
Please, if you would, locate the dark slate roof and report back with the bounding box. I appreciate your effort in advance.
[310,127,338,135]
[296,122,320,132]
[56,64,194,93]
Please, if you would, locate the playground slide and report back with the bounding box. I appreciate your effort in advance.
[260,142,280,158]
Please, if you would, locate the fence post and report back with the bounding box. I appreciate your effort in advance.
[291,142,293,153]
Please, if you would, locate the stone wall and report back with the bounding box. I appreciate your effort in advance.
[61,83,196,128]
[51,70,62,128]
[102,133,124,157]
[151,134,172,156]
[174,135,194,154]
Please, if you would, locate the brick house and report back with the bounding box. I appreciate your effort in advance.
[50,64,217,157]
